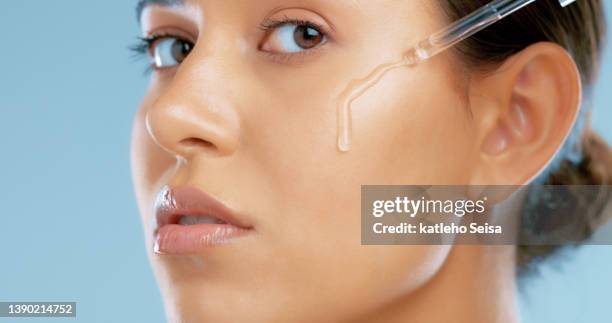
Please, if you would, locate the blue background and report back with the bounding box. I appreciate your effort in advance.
[0,1,610,322]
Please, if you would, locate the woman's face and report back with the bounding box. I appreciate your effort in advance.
[132,0,478,321]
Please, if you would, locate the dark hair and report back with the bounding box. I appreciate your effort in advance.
[440,0,611,270]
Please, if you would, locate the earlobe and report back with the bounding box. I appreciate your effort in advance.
[469,42,582,185]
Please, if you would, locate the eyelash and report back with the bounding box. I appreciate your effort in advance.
[258,16,325,33]
[129,17,328,72]
[129,33,187,74]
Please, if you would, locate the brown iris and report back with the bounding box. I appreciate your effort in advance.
[293,25,324,50]
[170,39,193,64]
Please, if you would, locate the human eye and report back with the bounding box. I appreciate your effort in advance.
[131,34,194,70]
[260,19,327,55]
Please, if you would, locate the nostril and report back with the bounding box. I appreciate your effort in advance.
[180,137,216,150]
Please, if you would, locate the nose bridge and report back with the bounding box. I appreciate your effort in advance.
[145,55,242,158]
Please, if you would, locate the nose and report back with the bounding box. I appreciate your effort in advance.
[145,66,241,159]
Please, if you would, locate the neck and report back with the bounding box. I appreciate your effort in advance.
[356,245,519,323]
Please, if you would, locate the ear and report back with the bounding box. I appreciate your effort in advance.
[468,42,582,185]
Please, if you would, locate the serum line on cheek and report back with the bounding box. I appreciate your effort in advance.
[336,54,419,152]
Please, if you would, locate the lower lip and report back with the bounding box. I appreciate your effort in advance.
[154,224,251,255]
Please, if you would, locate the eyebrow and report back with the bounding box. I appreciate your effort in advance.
[136,0,184,21]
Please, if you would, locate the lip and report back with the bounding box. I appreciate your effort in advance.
[153,185,253,255]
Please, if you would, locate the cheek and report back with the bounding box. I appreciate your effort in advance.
[351,63,476,185]
[264,61,476,233]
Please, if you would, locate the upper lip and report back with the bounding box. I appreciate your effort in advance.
[154,185,252,230]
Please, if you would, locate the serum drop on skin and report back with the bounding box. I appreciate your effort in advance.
[336,53,419,152]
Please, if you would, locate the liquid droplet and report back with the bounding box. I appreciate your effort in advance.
[336,54,417,152]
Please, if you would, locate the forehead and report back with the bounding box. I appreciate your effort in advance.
[136,0,439,20]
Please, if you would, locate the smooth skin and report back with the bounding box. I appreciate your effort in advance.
[131,0,581,322]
